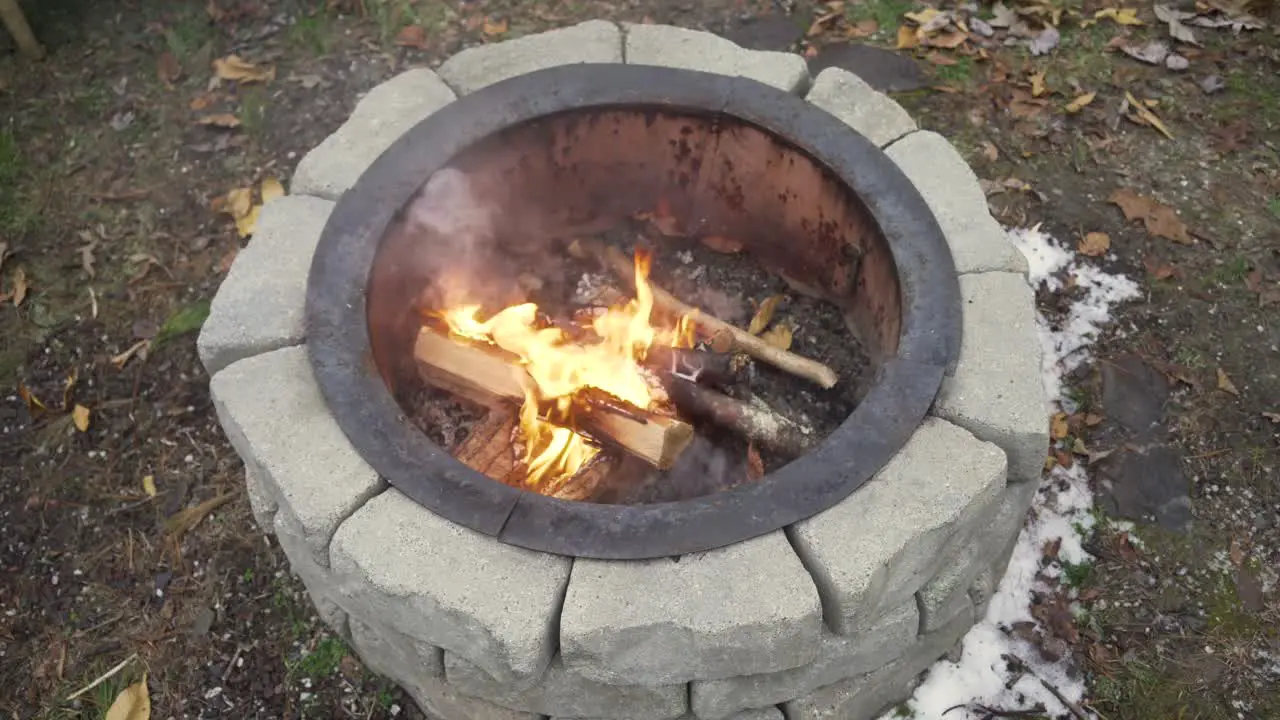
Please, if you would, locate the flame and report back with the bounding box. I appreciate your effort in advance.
[441,249,691,487]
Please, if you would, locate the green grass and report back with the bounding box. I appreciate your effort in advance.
[163,8,214,60]
[1205,255,1250,287]
[934,56,974,84]
[291,636,349,678]
[237,86,269,137]
[153,300,210,348]
[1268,197,1280,220]
[0,130,40,238]
[289,4,333,56]
[1060,559,1095,588]
[847,0,913,34]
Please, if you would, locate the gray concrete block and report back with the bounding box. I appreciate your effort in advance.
[620,711,782,720]
[243,465,278,533]
[885,131,1027,275]
[330,489,571,689]
[292,69,456,200]
[805,68,916,148]
[350,616,445,682]
[788,417,1007,635]
[270,509,349,637]
[933,272,1049,484]
[561,531,821,685]
[446,653,687,720]
[437,21,622,95]
[624,23,809,94]
[782,609,974,720]
[210,346,383,570]
[691,600,917,719]
[198,196,334,376]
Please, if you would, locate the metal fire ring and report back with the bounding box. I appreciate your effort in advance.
[304,63,961,560]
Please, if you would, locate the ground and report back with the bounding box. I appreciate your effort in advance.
[0,0,1277,718]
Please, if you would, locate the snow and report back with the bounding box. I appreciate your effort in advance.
[881,225,1141,720]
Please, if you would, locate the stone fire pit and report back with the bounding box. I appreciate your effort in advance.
[200,21,1046,720]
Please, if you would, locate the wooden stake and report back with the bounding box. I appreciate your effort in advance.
[580,239,841,389]
[0,0,44,59]
[662,375,815,459]
[414,327,694,470]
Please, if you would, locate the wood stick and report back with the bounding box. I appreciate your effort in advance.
[644,346,749,390]
[0,0,44,60]
[581,239,840,389]
[414,327,694,470]
[452,410,519,480]
[661,375,815,459]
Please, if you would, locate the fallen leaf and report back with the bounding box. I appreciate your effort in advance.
[1029,71,1047,97]
[72,405,91,432]
[1085,413,1104,426]
[482,16,509,36]
[1144,256,1176,279]
[1094,7,1144,25]
[62,367,78,408]
[988,1,1017,27]
[699,235,743,253]
[1109,188,1191,243]
[1216,368,1239,396]
[928,30,969,48]
[925,51,958,65]
[189,93,216,111]
[0,241,7,274]
[849,19,879,37]
[635,197,683,237]
[708,328,734,354]
[215,246,239,273]
[111,339,151,369]
[223,187,253,220]
[748,295,784,335]
[1078,231,1111,257]
[1028,25,1060,55]
[260,176,285,204]
[165,493,234,541]
[905,8,944,25]
[1262,411,1280,425]
[12,267,27,306]
[1228,536,1244,566]
[80,232,99,278]
[1072,437,1089,455]
[235,205,261,238]
[1043,537,1062,560]
[807,9,843,36]
[395,24,428,48]
[896,25,920,49]
[105,676,150,720]
[157,51,181,85]
[1065,91,1096,113]
[761,323,794,350]
[1051,411,1070,439]
[18,384,46,413]
[1154,4,1201,44]
[212,55,274,84]
[195,113,241,128]
[1118,39,1170,66]
[981,141,999,162]
[1124,91,1174,139]
[143,475,157,498]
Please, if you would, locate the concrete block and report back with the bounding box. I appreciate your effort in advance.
[885,131,1027,275]
[933,272,1049,484]
[691,600,917,719]
[614,711,782,720]
[624,23,809,93]
[198,196,334,376]
[272,509,349,637]
[330,490,571,688]
[349,616,445,682]
[561,530,822,685]
[210,346,384,570]
[292,69,456,200]
[788,417,1006,635]
[438,21,622,95]
[243,461,277,533]
[782,610,974,720]
[805,68,916,147]
[446,653,687,720]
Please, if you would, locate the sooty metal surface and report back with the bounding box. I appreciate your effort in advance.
[305,64,960,559]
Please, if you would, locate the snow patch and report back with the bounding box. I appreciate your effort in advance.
[883,225,1140,720]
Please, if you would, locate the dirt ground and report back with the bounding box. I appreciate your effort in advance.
[0,0,1276,718]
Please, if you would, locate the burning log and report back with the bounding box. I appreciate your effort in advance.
[661,376,814,460]
[644,346,750,390]
[576,239,841,389]
[414,327,694,470]
[452,410,519,481]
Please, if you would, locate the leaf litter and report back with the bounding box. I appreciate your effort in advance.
[1109,188,1192,243]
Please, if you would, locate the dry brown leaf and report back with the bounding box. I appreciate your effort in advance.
[1078,231,1111,257]
[12,267,27,306]
[72,405,90,432]
[1144,256,1176,279]
[18,384,46,413]
[807,9,843,36]
[708,328,734,354]
[105,676,150,720]
[212,55,274,84]
[1216,367,1239,396]
[1124,90,1174,139]
[761,323,794,351]
[224,187,253,220]
[215,246,239,274]
[1050,411,1070,439]
[61,367,78,409]
[0,241,8,275]
[189,93,215,111]
[929,30,969,48]
[1263,411,1280,425]
[981,141,999,162]
[142,475,157,498]
[849,19,879,36]
[1085,413,1104,426]
[395,24,428,48]
[260,176,285,204]
[925,51,958,65]
[1229,536,1244,566]
[896,25,920,49]
[1065,91,1096,113]
[482,16,509,36]
[1109,188,1191,244]
[699,235,743,253]
[195,113,241,128]
[748,295,784,335]
[1029,71,1047,97]
[157,51,181,85]
[111,339,151,369]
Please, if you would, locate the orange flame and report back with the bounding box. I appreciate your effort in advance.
[441,249,691,487]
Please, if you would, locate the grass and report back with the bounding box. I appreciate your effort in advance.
[237,86,269,138]
[290,636,349,679]
[289,4,333,55]
[847,0,913,35]
[163,9,214,61]
[1268,197,1280,220]
[1205,255,1250,288]
[1060,559,1095,588]
[934,56,974,84]
[152,300,210,349]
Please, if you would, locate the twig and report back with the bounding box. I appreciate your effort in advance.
[221,644,245,683]
[65,652,137,700]
[1005,653,1090,720]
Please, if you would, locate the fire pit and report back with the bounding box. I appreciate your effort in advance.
[202,21,1047,720]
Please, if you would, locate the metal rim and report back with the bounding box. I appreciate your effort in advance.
[305,63,960,560]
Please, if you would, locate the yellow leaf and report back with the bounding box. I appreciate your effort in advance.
[1050,411,1070,439]
[1065,91,1096,113]
[72,404,90,432]
[1078,231,1111,257]
[18,383,46,412]
[236,205,262,238]
[1217,368,1239,396]
[1124,91,1173,140]
[12,267,27,306]
[142,475,157,498]
[761,323,794,351]
[224,187,253,220]
[904,8,942,25]
[195,113,241,128]
[1094,7,1144,25]
[748,295,784,335]
[212,55,275,83]
[105,676,151,720]
[896,24,919,49]
[260,176,285,204]
[1029,71,1047,97]
[482,17,508,36]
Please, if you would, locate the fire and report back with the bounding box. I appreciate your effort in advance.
[441,249,693,487]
